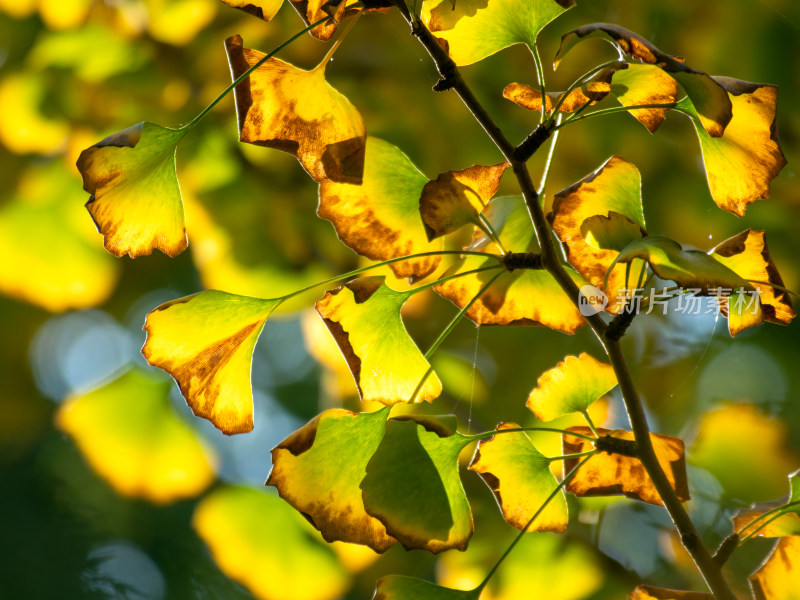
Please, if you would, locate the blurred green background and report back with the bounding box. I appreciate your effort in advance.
[1,0,799,598]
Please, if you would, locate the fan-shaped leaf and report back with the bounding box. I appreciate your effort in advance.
[315,276,442,404]
[226,34,366,184]
[733,470,800,538]
[374,576,478,600]
[76,121,188,258]
[420,162,509,241]
[503,79,608,113]
[361,416,474,553]
[750,537,800,600]
[526,353,617,422]
[318,137,442,280]
[468,422,567,532]
[563,426,689,506]
[142,290,281,434]
[56,370,216,503]
[435,196,586,331]
[678,79,787,216]
[421,0,574,66]
[267,407,397,552]
[554,23,731,137]
[194,486,349,600]
[610,64,679,133]
[628,586,713,600]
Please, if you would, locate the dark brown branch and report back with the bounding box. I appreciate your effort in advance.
[605,304,637,342]
[503,251,543,271]
[594,434,637,458]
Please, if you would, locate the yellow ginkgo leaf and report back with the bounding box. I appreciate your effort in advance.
[225,34,366,184]
[142,290,282,434]
[610,64,679,133]
[750,537,800,600]
[628,585,713,600]
[503,82,600,113]
[218,0,284,21]
[56,370,216,503]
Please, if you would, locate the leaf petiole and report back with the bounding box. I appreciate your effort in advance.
[738,499,800,542]
[405,264,504,297]
[546,59,622,122]
[547,449,597,462]
[555,103,689,130]
[464,426,596,443]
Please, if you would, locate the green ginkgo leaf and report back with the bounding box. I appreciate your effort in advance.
[361,416,474,553]
[76,121,188,258]
[677,78,787,217]
[318,137,442,280]
[526,353,617,422]
[468,423,567,532]
[315,276,442,405]
[194,486,349,600]
[267,407,397,552]
[609,64,679,133]
[374,575,479,600]
[421,0,574,66]
[435,196,586,332]
[142,290,282,434]
[56,369,216,504]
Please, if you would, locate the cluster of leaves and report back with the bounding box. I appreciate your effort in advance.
[49,0,800,598]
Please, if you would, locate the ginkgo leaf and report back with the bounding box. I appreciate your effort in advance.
[563,426,690,506]
[318,137,442,280]
[549,156,646,312]
[628,586,713,600]
[435,196,586,332]
[526,353,617,422]
[419,162,509,241]
[289,0,376,42]
[421,0,574,66]
[750,537,800,600]
[468,422,567,532]
[194,486,349,600]
[554,23,731,137]
[361,416,474,553]
[678,78,787,216]
[56,370,216,503]
[218,0,283,21]
[732,470,800,538]
[225,34,366,184]
[610,64,679,133]
[503,82,598,113]
[267,407,397,552]
[374,575,478,600]
[76,121,188,258]
[315,276,442,404]
[142,290,281,434]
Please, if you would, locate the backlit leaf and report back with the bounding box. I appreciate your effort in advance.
[56,370,216,503]
[421,0,574,66]
[733,499,800,539]
[315,277,442,405]
[435,196,586,331]
[563,426,690,506]
[549,156,646,312]
[628,586,713,600]
[503,80,607,113]
[142,290,281,434]
[526,353,617,422]
[420,162,509,241]
[76,121,188,258]
[289,0,375,42]
[226,34,366,184]
[678,79,787,216]
[361,416,474,552]
[750,537,800,600]
[318,137,442,280]
[374,576,478,600]
[219,0,283,21]
[468,422,568,532]
[267,407,397,552]
[555,23,731,137]
[194,486,349,600]
[610,64,679,133]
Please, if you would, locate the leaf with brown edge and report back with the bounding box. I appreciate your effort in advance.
[526,353,617,422]
[267,407,397,553]
[549,156,646,313]
[419,162,509,241]
[750,537,800,600]
[218,0,284,21]
[563,426,690,506]
[318,137,442,280]
[504,65,616,114]
[289,0,378,42]
[225,34,366,184]
[468,422,568,533]
[732,470,800,538]
[610,64,679,133]
[314,276,442,405]
[435,196,586,332]
[142,290,282,434]
[373,575,479,600]
[76,121,188,258]
[421,0,574,67]
[678,79,787,216]
[361,416,475,553]
[628,586,713,600]
[555,23,731,137]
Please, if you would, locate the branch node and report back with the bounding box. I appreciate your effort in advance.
[681,532,700,552]
[713,534,740,566]
[594,434,638,458]
[605,304,636,342]
[502,251,543,271]
[433,76,456,92]
[513,122,555,162]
